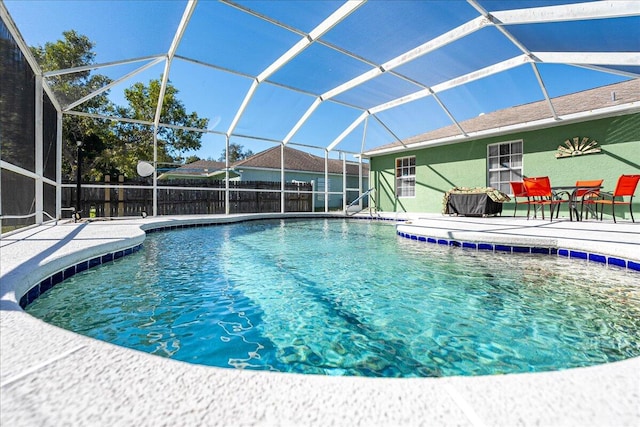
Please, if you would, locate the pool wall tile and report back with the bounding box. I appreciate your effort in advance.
[40,277,53,293]
[531,247,550,254]
[19,243,143,310]
[76,261,88,273]
[40,278,54,294]
[63,266,76,279]
[51,271,64,286]
[570,251,588,260]
[27,286,39,305]
[608,257,626,268]
[396,229,637,274]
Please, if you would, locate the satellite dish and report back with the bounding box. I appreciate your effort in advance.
[137,161,155,177]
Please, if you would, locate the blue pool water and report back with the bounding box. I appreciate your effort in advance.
[26,219,640,377]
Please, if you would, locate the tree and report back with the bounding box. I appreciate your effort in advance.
[219,143,254,163]
[184,155,201,164]
[31,30,116,181]
[111,78,209,177]
[31,32,209,179]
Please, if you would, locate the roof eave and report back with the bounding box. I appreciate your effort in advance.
[362,102,640,158]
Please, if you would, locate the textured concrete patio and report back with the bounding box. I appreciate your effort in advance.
[1,213,639,426]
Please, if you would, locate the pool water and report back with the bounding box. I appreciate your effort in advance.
[26,219,640,377]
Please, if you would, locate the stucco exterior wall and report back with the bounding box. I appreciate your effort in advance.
[369,113,640,217]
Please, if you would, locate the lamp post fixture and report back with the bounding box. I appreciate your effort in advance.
[76,140,83,219]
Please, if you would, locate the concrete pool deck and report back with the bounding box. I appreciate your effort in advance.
[1,213,639,426]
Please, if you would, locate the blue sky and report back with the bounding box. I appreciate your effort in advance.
[5,0,638,161]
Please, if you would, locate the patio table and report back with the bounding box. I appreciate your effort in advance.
[552,185,602,221]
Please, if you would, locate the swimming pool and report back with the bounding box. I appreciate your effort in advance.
[26,218,640,377]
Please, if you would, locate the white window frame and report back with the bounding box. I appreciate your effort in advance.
[395,155,416,198]
[487,140,523,195]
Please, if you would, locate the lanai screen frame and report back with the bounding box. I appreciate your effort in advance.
[1,0,638,223]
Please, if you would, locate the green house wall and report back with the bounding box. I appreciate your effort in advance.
[369,113,640,219]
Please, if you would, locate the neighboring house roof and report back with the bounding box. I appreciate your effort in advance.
[232,146,369,176]
[160,146,368,180]
[365,79,640,156]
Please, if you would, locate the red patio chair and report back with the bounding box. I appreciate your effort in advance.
[522,176,568,221]
[592,174,640,223]
[574,179,603,220]
[509,181,530,217]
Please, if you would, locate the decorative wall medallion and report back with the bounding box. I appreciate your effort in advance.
[556,136,601,158]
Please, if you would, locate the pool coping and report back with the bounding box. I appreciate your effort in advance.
[1,213,639,426]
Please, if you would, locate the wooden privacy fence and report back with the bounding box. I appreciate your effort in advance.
[62,176,312,217]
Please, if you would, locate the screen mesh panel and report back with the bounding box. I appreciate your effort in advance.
[1,169,35,228]
[1,19,35,172]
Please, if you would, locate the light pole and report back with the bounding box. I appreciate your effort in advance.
[75,140,83,220]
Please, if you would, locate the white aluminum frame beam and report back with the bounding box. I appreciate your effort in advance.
[43,55,164,78]
[533,52,640,66]
[490,1,640,24]
[56,110,63,219]
[529,62,559,121]
[257,0,364,83]
[328,46,639,149]
[227,79,259,137]
[322,0,639,152]
[322,16,490,103]
[327,111,369,152]
[467,0,557,120]
[226,0,365,138]
[153,0,197,130]
[222,1,366,208]
[151,0,197,216]
[282,97,322,145]
[66,109,220,137]
[0,161,57,187]
[64,57,164,111]
[35,76,44,224]
[282,16,490,146]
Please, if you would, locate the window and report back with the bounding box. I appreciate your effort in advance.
[487,140,523,194]
[395,156,416,197]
